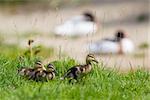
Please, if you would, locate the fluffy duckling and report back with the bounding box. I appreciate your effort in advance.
[89,30,134,54]
[17,61,43,79]
[18,61,56,81]
[18,67,34,78]
[60,54,98,80]
[31,60,47,81]
[54,11,98,36]
[45,63,56,80]
[34,60,46,70]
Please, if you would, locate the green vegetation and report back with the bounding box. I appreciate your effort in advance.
[134,42,149,58]
[0,51,150,99]
[0,33,4,45]
[18,31,42,38]
[137,13,149,22]
[0,43,54,58]
[0,44,24,58]
[24,45,54,59]
[0,36,149,99]
[0,0,90,9]
[138,42,149,50]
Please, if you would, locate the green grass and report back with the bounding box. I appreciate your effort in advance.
[0,44,24,58]
[0,41,149,99]
[0,54,150,100]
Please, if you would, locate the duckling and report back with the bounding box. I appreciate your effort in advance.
[60,54,98,81]
[18,67,34,78]
[31,60,47,81]
[34,60,46,70]
[45,63,56,80]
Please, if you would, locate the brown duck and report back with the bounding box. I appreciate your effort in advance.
[32,60,47,81]
[18,67,34,78]
[44,63,56,81]
[60,54,98,80]
[18,60,46,80]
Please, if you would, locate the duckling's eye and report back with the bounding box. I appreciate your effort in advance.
[47,63,54,68]
[48,66,54,69]
[87,54,95,58]
[89,56,95,59]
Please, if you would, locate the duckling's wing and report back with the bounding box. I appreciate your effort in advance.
[61,66,80,80]
[18,67,32,75]
[27,69,36,80]
[80,64,95,75]
[18,67,26,75]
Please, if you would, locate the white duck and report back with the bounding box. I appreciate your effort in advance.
[89,30,134,54]
[54,12,98,36]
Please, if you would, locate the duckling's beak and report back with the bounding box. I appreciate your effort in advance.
[93,59,98,63]
[42,66,46,70]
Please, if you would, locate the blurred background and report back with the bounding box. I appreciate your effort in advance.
[0,0,149,72]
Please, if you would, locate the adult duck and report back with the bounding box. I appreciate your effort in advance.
[89,30,134,54]
[54,11,98,36]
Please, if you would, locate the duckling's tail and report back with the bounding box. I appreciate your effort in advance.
[60,72,69,80]
[60,69,72,80]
